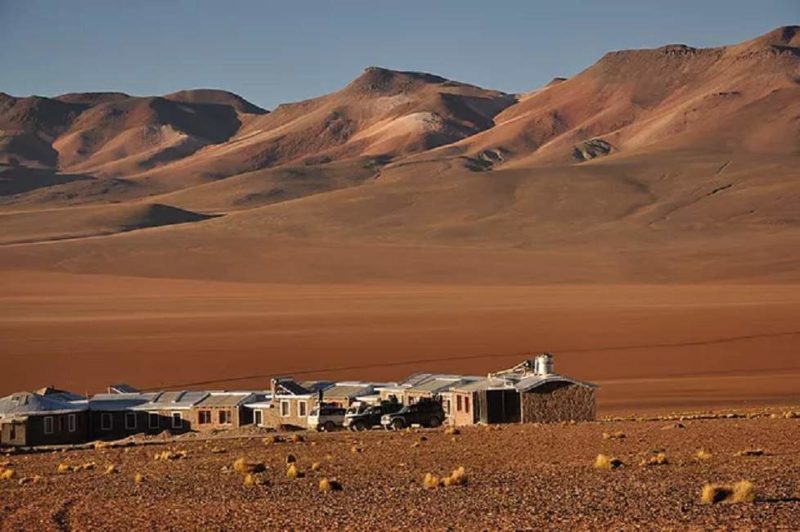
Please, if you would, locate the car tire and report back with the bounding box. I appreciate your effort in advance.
[391,419,406,431]
[428,416,442,428]
[323,421,335,432]
[354,421,367,432]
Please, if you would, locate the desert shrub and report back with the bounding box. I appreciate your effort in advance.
[319,478,343,492]
[701,481,755,504]
[411,442,420,448]
[286,463,304,480]
[79,462,96,471]
[423,473,440,489]
[351,445,362,454]
[133,473,145,483]
[695,449,713,461]
[640,453,668,467]
[210,447,226,454]
[444,426,460,435]
[233,458,266,474]
[154,450,188,461]
[243,473,266,487]
[290,434,304,443]
[594,454,623,470]
[0,468,15,480]
[735,449,765,457]
[105,464,118,475]
[446,466,467,486]
[311,462,321,472]
[56,463,73,474]
[602,431,626,440]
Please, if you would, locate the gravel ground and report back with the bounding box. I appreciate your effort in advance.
[1,416,799,530]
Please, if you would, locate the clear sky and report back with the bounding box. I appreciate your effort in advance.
[1,0,797,109]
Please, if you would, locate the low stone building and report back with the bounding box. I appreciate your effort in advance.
[248,378,314,430]
[319,382,378,408]
[189,392,260,431]
[449,354,596,426]
[0,388,89,447]
[132,390,209,433]
[88,392,159,440]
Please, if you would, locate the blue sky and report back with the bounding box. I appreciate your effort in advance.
[1,1,796,109]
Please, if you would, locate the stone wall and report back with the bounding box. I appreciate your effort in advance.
[520,382,595,423]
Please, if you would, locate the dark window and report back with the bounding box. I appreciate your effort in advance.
[125,412,137,430]
[148,412,160,429]
[100,413,113,431]
[456,395,463,412]
[219,410,232,424]
[68,414,77,433]
[171,412,182,429]
[465,397,470,414]
[198,410,212,424]
[43,416,54,434]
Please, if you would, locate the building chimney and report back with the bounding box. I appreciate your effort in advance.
[270,378,278,400]
[535,353,554,376]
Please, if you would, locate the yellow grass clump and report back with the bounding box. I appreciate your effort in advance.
[640,453,669,467]
[286,463,304,480]
[56,463,73,474]
[319,478,343,492]
[79,462,96,471]
[243,473,265,487]
[290,433,304,443]
[264,435,284,445]
[133,473,145,484]
[695,449,713,461]
[105,464,118,475]
[210,447,226,454]
[602,431,626,440]
[18,475,42,485]
[423,473,440,489]
[154,450,188,461]
[701,481,756,504]
[233,458,266,474]
[0,468,15,480]
[311,462,321,472]
[423,467,468,489]
[594,454,623,470]
[351,445,362,454]
[444,426,460,436]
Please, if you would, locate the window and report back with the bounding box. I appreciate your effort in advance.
[171,412,182,429]
[219,410,232,424]
[443,399,451,415]
[43,416,54,434]
[148,412,160,429]
[67,414,77,433]
[464,397,470,414]
[280,400,290,417]
[198,410,212,425]
[456,395,463,412]
[125,412,137,430]
[253,410,263,426]
[298,401,307,417]
[100,413,113,431]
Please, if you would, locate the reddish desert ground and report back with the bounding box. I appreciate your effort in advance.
[1,416,799,529]
[1,271,798,415]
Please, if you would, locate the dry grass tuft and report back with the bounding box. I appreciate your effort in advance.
[243,473,265,487]
[56,463,73,474]
[444,426,460,435]
[154,450,188,461]
[640,453,669,467]
[602,431,626,440]
[411,441,420,448]
[735,449,765,457]
[105,464,118,475]
[0,468,15,480]
[319,478,343,492]
[286,463,304,480]
[290,433,304,443]
[701,481,756,504]
[311,462,321,472]
[594,454,623,470]
[422,472,440,489]
[233,458,266,474]
[695,449,713,461]
[264,435,284,445]
[351,445,362,454]
[133,473,145,484]
[210,447,226,454]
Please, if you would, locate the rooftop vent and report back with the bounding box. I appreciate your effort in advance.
[534,353,554,376]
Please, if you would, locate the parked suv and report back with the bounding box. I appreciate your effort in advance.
[344,400,403,431]
[307,404,346,432]
[380,398,445,430]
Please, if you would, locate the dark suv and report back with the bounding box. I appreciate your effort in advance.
[344,400,403,431]
[380,398,445,430]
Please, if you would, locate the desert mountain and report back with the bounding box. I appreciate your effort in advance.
[0,27,798,283]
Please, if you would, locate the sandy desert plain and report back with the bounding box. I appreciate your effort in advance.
[1,25,800,530]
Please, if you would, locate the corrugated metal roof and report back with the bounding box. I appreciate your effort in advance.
[132,391,209,410]
[0,392,87,416]
[299,380,335,393]
[515,374,597,392]
[273,379,310,396]
[452,377,518,393]
[407,376,482,394]
[108,383,139,394]
[89,393,158,411]
[194,392,255,407]
[322,383,374,399]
